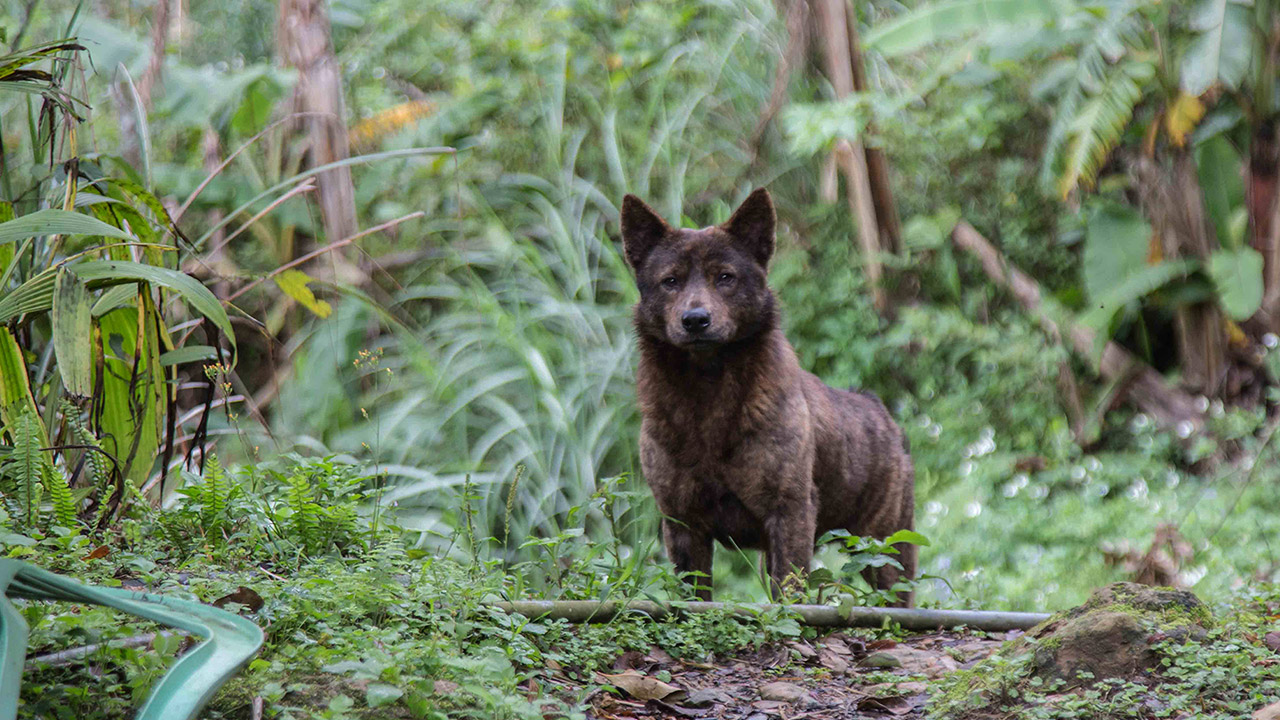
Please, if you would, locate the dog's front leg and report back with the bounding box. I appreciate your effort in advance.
[763,509,815,600]
[662,518,713,600]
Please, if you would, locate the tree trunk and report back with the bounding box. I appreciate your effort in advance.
[845,3,902,254]
[138,0,169,111]
[276,0,360,254]
[1249,120,1280,325]
[1130,154,1227,397]
[814,0,885,311]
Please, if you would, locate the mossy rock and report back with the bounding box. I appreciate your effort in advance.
[928,583,1216,719]
[1025,582,1211,682]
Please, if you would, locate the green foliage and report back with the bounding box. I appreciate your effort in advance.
[2,411,46,528]
[10,455,827,719]
[810,529,932,607]
[864,0,1067,58]
[159,454,382,564]
[1081,202,1151,304]
[1196,133,1247,250]
[269,0,787,560]
[268,458,368,558]
[1180,0,1254,95]
[0,37,240,529]
[1207,246,1265,320]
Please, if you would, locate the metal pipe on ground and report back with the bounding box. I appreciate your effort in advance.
[492,600,1050,633]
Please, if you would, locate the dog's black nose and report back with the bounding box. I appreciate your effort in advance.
[681,308,711,333]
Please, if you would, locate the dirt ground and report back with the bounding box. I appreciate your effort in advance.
[557,630,1016,719]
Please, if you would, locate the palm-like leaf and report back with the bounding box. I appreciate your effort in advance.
[1056,60,1153,197]
[864,0,1068,58]
[1038,0,1151,191]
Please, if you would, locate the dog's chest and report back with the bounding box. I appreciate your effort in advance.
[640,406,777,523]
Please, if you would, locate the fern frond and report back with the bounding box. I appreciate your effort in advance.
[201,454,229,539]
[9,412,44,527]
[1056,60,1152,198]
[42,461,75,528]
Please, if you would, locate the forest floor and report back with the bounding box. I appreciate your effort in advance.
[569,630,1005,720]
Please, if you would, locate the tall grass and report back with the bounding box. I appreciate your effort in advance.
[270,0,785,554]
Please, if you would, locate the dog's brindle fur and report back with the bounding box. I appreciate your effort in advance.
[621,188,916,605]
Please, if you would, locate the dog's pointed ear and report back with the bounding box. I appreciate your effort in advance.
[722,188,775,267]
[621,194,670,270]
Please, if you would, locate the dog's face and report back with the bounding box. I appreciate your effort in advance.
[621,189,777,350]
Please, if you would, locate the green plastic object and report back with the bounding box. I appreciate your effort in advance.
[0,559,264,720]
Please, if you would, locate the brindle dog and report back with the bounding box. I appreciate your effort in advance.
[621,188,916,605]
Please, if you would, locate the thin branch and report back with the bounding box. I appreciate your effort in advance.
[172,111,333,222]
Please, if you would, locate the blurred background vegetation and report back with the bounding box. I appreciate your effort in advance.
[3,0,1280,618]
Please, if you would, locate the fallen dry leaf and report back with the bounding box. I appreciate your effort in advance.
[83,545,110,561]
[211,586,264,612]
[1256,700,1280,720]
[1265,632,1280,653]
[787,641,817,660]
[646,646,674,664]
[595,671,682,702]
[818,648,849,673]
[613,650,647,671]
[859,695,913,715]
[432,680,459,695]
[684,688,731,707]
[820,635,852,655]
[759,681,807,702]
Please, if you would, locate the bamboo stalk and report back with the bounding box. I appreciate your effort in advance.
[492,600,1049,632]
[27,632,172,668]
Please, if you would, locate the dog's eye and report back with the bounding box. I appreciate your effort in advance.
[661,276,678,289]
[716,272,735,285]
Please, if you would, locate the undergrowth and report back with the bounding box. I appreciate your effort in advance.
[6,455,872,720]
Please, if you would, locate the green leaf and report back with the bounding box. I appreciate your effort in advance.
[865,0,1066,58]
[53,270,94,398]
[73,260,236,354]
[97,307,161,489]
[159,345,218,366]
[1083,203,1152,302]
[274,269,333,318]
[807,568,835,588]
[1196,134,1245,249]
[0,327,41,435]
[91,283,138,317]
[884,529,932,547]
[1078,259,1199,336]
[0,208,135,246]
[1180,0,1252,95]
[1207,247,1264,320]
[0,268,56,325]
[365,683,404,709]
